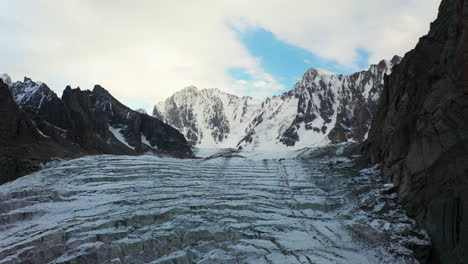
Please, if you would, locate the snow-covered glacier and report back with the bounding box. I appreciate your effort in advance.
[0,148,429,264]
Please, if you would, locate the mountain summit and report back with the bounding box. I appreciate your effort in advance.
[154,57,401,150]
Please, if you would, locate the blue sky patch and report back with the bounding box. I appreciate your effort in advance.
[230,28,372,94]
[228,67,254,82]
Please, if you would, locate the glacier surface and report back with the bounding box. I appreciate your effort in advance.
[0,148,429,263]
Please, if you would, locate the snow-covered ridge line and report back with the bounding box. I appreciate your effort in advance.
[9,77,57,110]
[154,56,402,150]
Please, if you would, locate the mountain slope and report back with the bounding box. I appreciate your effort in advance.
[0,79,79,183]
[7,77,192,156]
[153,86,260,147]
[363,0,467,262]
[0,77,193,183]
[154,57,401,150]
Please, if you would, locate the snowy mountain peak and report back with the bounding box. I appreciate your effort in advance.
[238,57,401,150]
[156,57,401,150]
[308,68,336,76]
[180,85,198,93]
[10,77,58,111]
[0,73,12,86]
[153,86,260,147]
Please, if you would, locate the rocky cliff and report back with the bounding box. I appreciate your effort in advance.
[0,77,192,183]
[363,0,468,262]
[0,79,80,183]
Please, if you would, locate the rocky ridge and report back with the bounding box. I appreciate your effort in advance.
[0,75,192,183]
[154,57,401,150]
[0,78,79,183]
[363,0,468,262]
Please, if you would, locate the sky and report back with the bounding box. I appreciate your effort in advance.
[0,0,440,112]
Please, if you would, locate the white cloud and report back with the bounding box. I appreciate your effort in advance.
[0,0,440,108]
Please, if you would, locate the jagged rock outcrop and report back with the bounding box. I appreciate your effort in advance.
[363,0,467,262]
[1,78,192,183]
[9,77,74,144]
[8,78,191,156]
[154,58,400,150]
[90,85,192,155]
[0,79,79,183]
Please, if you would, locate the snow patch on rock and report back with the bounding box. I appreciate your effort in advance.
[109,126,134,150]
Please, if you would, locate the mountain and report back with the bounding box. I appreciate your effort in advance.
[0,77,192,183]
[153,86,260,147]
[0,78,79,183]
[154,57,401,150]
[0,73,12,86]
[363,0,467,262]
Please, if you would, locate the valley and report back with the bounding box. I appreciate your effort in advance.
[0,0,466,262]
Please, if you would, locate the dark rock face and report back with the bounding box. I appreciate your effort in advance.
[363,0,468,262]
[10,78,74,144]
[90,85,192,155]
[0,79,40,144]
[0,79,79,184]
[1,79,192,183]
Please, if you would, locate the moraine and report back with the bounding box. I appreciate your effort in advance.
[0,147,429,264]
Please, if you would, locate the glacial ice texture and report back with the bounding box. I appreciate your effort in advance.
[0,149,429,263]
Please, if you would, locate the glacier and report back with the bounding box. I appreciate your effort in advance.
[0,147,429,264]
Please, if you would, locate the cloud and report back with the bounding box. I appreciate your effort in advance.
[0,0,440,109]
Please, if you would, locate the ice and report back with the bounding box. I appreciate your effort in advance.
[0,149,429,263]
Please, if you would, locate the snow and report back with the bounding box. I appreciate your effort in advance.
[109,126,134,150]
[0,73,12,86]
[364,130,370,140]
[315,68,336,75]
[156,58,400,151]
[141,133,156,149]
[239,96,301,151]
[35,127,50,138]
[13,84,41,104]
[0,148,429,263]
[9,78,56,109]
[155,86,260,148]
